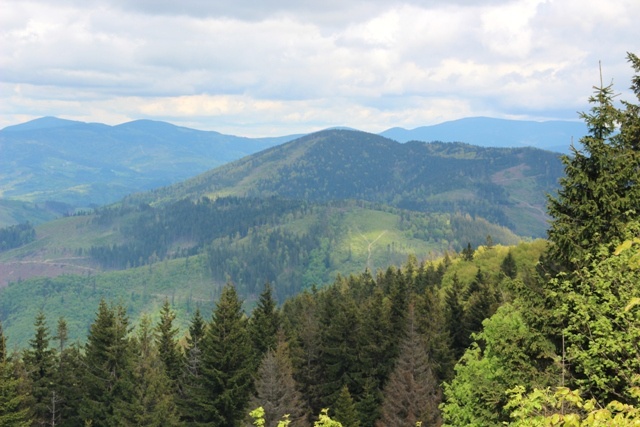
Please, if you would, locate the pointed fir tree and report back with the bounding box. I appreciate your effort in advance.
[0,321,31,427]
[155,298,183,384]
[445,273,468,360]
[332,385,360,427]
[317,284,361,407]
[376,306,441,427]
[178,307,207,424]
[197,283,254,426]
[22,310,57,426]
[249,283,281,360]
[547,55,640,272]
[51,316,83,425]
[80,299,135,426]
[500,250,518,279]
[250,335,308,427]
[415,287,455,382]
[113,315,181,426]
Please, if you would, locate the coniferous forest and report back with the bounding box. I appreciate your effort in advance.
[1,53,640,426]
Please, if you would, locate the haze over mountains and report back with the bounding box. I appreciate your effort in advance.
[0,116,582,227]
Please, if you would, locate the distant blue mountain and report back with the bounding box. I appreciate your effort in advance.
[380,117,587,153]
[0,117,300,213]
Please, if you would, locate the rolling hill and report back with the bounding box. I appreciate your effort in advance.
[131,129,564,237]
[0,128,566,345]
[0,117,299,212]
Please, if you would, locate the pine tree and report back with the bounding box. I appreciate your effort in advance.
[547,55,640,271]
[500,250,518,279]
[445,273,468,359]
[22,310,57,426]
[415,287,454,382]
[80,299,134,426]
[156,299,183,384]
[376,307,441,427]
[51,316,83,425]
[249,283,281,359]
[198,283,254,426]
[332,385,360,427]
[317,284,361,407]
[0,321,30,427]
[114,315,181,426]
[178,307,207,424]
[250,336,308,427]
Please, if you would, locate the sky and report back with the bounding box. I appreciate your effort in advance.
[1,0,639,137]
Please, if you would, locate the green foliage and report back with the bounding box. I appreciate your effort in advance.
[0,222,35,252]
[441,304,559,426]
[546,53,640,271]
[505,385,640,426]
[198,284,254,426]
[113,315,181,426]
[333,385,360,427]
[551,228,640,404]
[80,299,135,426]
[155,299,183,384]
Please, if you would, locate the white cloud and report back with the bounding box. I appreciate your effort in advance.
[1,0,639,135]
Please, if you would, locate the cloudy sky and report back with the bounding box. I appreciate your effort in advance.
[1,0,638,136]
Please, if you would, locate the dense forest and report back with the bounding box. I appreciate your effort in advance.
[0,222,35,252]
[1,52,639,426]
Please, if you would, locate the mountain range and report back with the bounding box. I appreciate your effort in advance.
[0,124,567,345]
[0,116,582,226]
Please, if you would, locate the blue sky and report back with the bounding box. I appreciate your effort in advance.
[1,0,638,136]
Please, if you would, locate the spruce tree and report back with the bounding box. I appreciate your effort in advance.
[250,336,308,427]
[249,283,281,359]
[332,385,360,427]
[547,54,640,271]
[156,299,183,384]
[179,307,207,424]
[114,315,181,426]
[317,284,361,407]
[198,283,254,426]
[22,310,56,426]
[444,274,468,359]
[0,321,30,427]
[500,250,518,279]
[376,307,441,427]
[80,299,134,426]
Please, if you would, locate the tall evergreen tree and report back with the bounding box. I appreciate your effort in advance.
[546,54,640,271]
[156,299,183,384]
[0,321,30,427]
[249,283,281,359]
[500,250,518,279]
[80,299,134,426]
[445,274,468,360]
[376,307,441,427]
[250,336,308,427]
[114,315,181,426]
[415,287,454,382]
[23,310,56,426]
[317,284,361,407]
[179,307,207,424]
[197,284,254,426]
[332,385,360,427]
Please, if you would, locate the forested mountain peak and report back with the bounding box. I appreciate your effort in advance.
[132,129,563,237]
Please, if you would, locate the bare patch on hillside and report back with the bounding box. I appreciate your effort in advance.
[0,258,97,288]
[491,164,530,184]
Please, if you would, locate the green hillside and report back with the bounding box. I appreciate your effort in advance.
[130,130,563,237]
[0,196,522,347]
